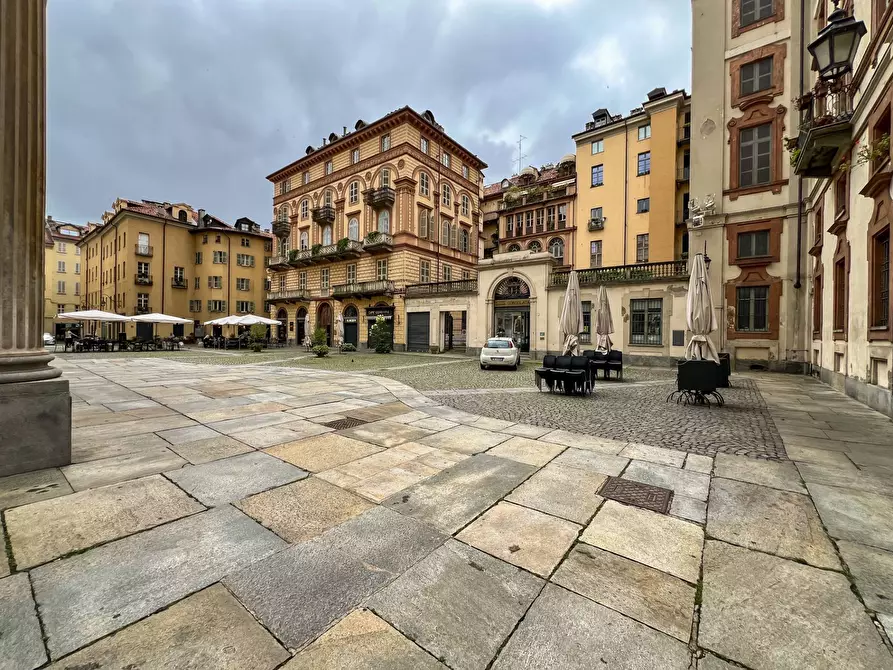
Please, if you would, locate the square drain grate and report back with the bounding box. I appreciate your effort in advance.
[322,417,368,430]
[599,477,673,514]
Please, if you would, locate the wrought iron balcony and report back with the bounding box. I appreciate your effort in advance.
[266,255,290,270]
[363,186,396,208]
[549,260,689,287]
[134,274,153,285]
[266,289,310,303]
[171,277,188,289]
[271,220,291,239]
[676,166,690,182]
[332,280,395,299]
[134,244,153,257]
[405,279,478,298]
[792,84,854,177]
[363,232,393,253]
[678,125,691,144]
[311,205,335,225]
[287,249,313,266]
[588,218,605,232]
[135,305,151,314]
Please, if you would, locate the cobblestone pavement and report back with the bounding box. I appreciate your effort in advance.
[1,358,891,669]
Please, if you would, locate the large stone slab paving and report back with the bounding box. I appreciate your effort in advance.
[698,653,740,669]
[338,420,434,448]
[61,447,187,491]
[837,540,893,614]
[503,422,552,438]
[70,432,173,464]
[264,433,383,472]
[0,525,8,578]
[165,452,307,507]
[684,453,714,474]
[284,609,446,670]
[409,416,459,432]
[507,464,605,524]
[785,444,858,468]
[797,461,893,497]
[237,477,374,544]
[623,460,711,501]
[31,505,286,659]
[288,400,374,418]
[486,436,565,466]
[367,540,543,670]
[881,614,893,642]
[581,500,703,583]
[224,507,445,650]
[713,453,806,493]
[46,585,288,670]
[155,424,222,445]
[553,543,695,641]
[550,447,629,476]
[186,401,291,424]
[0,574,47,670]
[381,454,536,534]
[419,424,510,454]
[700,540,893,670]
[345,401,415,422]
[206,411,300,436]
[7,475,205,570]
[168,435,254,465]
[457,502,580,577]
[669,495,707,524]
[0,467,72,510]
[491,584,691,670]
[538,429,627,454]
[620,443,686,467]
[707,477,839,569]
[807,482,893,551]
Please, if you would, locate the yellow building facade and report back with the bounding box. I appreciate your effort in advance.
[573,88,691,270]
[267,107,486,351]
[79,199,272,339]
[43,217,85,336]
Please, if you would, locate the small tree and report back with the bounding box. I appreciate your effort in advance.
[369,316,392,354]
[311,326,329,357]
[249,323,266,353]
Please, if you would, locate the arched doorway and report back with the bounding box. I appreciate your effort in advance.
[342,305,359,347]
[492,276,531,352]
[316,303,333,345]
[276,308,288,343]
[296,307,307,345]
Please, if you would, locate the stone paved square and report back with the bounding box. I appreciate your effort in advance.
[807,483,893,551]
[0,467,72,510]
[61,447,188,491]
[623,459,711,501]
[168,435,254,464]
[713,453,805,493]
[486,435,565,466]
[337,419,434,448]
[0,574,47,670]
[264,432,383,472]
[550,447,629,476]
[837,540,893,614]
[506,464,605,523]
[419,424,510,454]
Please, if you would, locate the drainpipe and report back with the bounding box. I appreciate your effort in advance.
[795,0,806,291]
[112,226,118,339]
[161,221,167,313]
[623,122,630,265]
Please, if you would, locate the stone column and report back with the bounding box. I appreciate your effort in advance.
[0,0,72,476]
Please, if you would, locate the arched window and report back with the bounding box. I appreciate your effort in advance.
[278,206,288,222]
[460,228,470,252]
[549,238,565,263]
[507,243,521,252]
[380,168,390,189]
[324,190,333,207]
[349,182,359,204]
[528,240,542,252]
[442,184,452,207]
[441,220,451,246]
[322,225,333,245]
[494,276,530,298]
[301,199,309,219]
[348,218,359,241]
[419,172,430,197]
[378,209,390,233]
[299,231,309,250]
[279,236,290,256]
[461,194,470,217]
[178,210,188,222]
[418,209,429,239]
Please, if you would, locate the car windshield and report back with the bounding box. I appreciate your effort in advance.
[486,339,512,349]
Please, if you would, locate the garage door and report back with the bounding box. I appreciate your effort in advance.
[406,312,429,352]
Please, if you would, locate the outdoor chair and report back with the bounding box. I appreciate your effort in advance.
[583,350,609,379]
[550,356,573,393]
[605,350,623,380]
[718,352,731,388]
[667,359,724,407]
[563,356,591,395]
[534,355,558,391]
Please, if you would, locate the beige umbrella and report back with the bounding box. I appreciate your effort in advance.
[334,314,344,347]
[684,253,719,363]
[559,270,583,355]
[594,285,614,352]
[303,313,311,346]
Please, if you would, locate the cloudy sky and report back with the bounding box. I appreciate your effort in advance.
[46,0,691,226]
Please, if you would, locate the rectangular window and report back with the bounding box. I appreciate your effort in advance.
[57,242,66,253]
[299,272,307,289]
[637,151,651,175]
[737,286,770,332]
[547,207,555,230]
[638,124,651,140]
[636,233,649,262]
[813,275,822,334]
[835,172,848,218]
[57,303,65,315]
[241,237,250,248]
[236,278,250,291]
[420,260,430,283]
[325,160,333,175]
[320,268,329,289]
[590,207,603,221]
[741,57,773,96]
[278,275,286,292]
[462,165,469,179]
[462,270,470,280]
[525,211,533,231]
[194,277,200,289]
[352,148,360,164]
[420,137,429,154]
[505,215,514,237]
[441,152,451,168]
[174,266,185,281]
[834,259,847,331]
[738,230,770,258]
[558,204,567,227]
[236,301,254,313]
[591,139,604,154]
[137,293,149,309]
[237,254,255,267]
[590,240,603,268]
[74,282,80,296]
[213,250,227,264]
[137,261,150,276]
[741,0,774,27]
[347,263,357,284]
[208,276,223,289]
[581,301,592,343]
[189,300,201,313]
[303,171,310,185]
[443,264,452,281]
[57,260,65,272]
[377,259,388,281]
[74,263,80,275]
[591,164,604,186]
[381,168,390,189]
[75,246,80,256]
[637,198,650,214]
[536,209,544,231]
[873,230,890,327]
[630,298,662,345]
[739,123,772,187]
[381,133,390,151]
[57,280,65,294]
[208,300,226,313]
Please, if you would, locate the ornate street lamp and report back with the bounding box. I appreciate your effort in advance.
[808,0,867,82]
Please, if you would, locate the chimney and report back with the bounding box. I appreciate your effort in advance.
[47,214,53,221]
[343,126,347,136]
[321,137,326,146]
[198,209,205,226]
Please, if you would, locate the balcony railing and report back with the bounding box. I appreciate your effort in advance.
[267,255,290,269]
[266,289,310,302]
[499,188,570,212]
[134,244,153,257]
[271,220,290,238]
[320,239,364,261]
[549,260,689,287]
[171,277,187,288]
[311,205,335,224]
[405,279,478,298]
[332,280,395,298]
[134,274,153,285]
[363,186,396,208]
[678,125,691,143]
[792,83,854,178]
[363,232,393,253]
[677,166,690,181]
[135,305,151,314]
[588,218,605,232]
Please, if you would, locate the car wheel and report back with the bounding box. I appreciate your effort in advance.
[513,361,519,370]
[481,363,487,370]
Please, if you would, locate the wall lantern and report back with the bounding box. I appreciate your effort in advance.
[808,0,867,82]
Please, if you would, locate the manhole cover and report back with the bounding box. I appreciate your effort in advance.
[599,477,673,514]
[322,417,368,430]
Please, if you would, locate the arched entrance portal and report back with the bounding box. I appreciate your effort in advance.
[493,276,531,352]
[342,305,359,347]
[316,303,333,346]
[276,308,288,343]
[296,307,307,345]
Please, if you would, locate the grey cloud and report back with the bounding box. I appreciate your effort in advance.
[46,0,690,225]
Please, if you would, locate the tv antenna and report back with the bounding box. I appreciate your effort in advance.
[514,135,527,175]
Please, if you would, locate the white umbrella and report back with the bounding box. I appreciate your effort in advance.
[236,314,280,326]
[684,253,719,363]
[130,313,191,324]
[334,314,344,346]
[594,285,614,352]
[204,315,244,326]
[559,270,583,356]
[55,309,130,322]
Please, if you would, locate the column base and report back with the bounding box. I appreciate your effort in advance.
[0,378,71,477]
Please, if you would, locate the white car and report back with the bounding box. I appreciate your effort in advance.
[480,337,521,370]
[43,332,55,346]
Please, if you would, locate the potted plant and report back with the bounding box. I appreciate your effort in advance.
[310,327,329,357]
[336,237,350,252]
[365,231,382,244]
[311,244,323,256]
[369,316,392,353]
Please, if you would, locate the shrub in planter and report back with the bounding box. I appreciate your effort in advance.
[311,327,327,347]
[365,231,382,244]
[311,345,329,357]
[369,316,392,353]
[311,244,323,256]
[251,343,263,353]
[341,342,357,352]
[336,237,350,252]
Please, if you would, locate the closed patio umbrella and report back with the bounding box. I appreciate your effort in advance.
[684,253,719,363]
[334,314,344,347]
[594,285,614,352]
[303,314,311,346]
[559,270,583,356]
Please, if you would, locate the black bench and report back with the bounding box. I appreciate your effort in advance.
[534,355,593,395]
[667,359,724,406]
